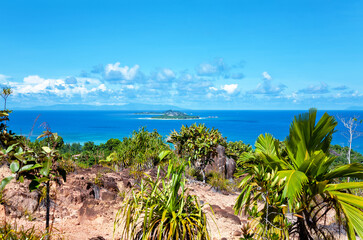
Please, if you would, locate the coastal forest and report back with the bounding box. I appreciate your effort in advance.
[0,88,363,240]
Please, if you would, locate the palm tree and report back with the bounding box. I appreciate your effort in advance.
[235,109,363,239]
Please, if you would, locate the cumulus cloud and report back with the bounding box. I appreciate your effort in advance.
[262,71,272,80]
[5,59,248,108]
[154,68,176,82]
[105,62,140,82]
[221,84,238,94]
[298,82,329,94]
[249,72,286,95]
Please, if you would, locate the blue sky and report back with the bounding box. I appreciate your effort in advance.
[0,0,363,109]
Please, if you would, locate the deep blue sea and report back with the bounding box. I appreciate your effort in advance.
[7,110,363,153]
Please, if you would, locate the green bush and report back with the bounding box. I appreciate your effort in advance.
[224,140,253,160]
[169,123,226,182]
[330,144,363,167]
[104,127,172,171]
[206,170,234,193]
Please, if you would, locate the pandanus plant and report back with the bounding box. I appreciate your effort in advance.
[114,159,212,240]
[235,109,363,239]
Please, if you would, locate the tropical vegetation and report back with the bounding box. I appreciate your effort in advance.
[234,109,363,239]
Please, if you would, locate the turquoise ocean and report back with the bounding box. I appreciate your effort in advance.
[7,110,363,153]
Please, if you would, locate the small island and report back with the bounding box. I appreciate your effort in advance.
[151,110,200,119]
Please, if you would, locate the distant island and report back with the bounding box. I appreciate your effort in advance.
[150,110,200,119]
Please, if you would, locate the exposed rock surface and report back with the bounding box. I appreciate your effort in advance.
[205,145,236,179]
[0,164,248,239]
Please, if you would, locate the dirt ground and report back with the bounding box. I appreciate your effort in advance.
[0,165,247,240]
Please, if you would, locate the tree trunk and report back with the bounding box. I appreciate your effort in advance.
[202,169,206,183]
[297,216,311,240]
[347,128,352,182]
[46,180,50,234]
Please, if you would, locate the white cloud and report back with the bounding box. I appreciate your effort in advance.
[262,71,272,80]
[125,85,135,89]
[156,68,176,81]
[105,62,140,81]
[221,84,238,94]
[94,84,107,92]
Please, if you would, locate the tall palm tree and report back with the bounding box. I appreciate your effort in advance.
[235,109,363,239]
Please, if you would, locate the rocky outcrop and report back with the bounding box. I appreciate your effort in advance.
[0,165,132,223]
[205,145,236,179]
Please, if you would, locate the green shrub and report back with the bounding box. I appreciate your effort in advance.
[330,144,363,167]
[169,123,226,182]
[57,157,76,173]
[225,140,253,160]
[109,127,172,171]
[185,166,204,181]
[206,171,234,193]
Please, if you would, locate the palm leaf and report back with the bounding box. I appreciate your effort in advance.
[255,133,277,156]
[339,201,363,240]
[255,134,292,170]
[329,191,363,209]
[278,170,308,209]
[285,109,337,169]
[325,163,363,180]
[325,182,363,191]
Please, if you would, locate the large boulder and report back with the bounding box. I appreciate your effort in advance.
[205,145,236,179]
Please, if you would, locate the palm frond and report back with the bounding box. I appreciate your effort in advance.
[339,201,363,240]
[325,163,363,180]
[325,182,363,191]
[278,170,308,210]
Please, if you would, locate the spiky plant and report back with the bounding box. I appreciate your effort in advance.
[114,161,212,240]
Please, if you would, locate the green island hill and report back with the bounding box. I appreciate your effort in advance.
[150,110,200,119]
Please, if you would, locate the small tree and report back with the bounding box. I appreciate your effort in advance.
[0,87,13,110]
[0,109,66,236]
[339,116,362,181]
[169,123,226,182]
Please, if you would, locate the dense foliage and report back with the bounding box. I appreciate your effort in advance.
[330,144,363,168]
[100,127,172,171]
[169,123,226,182]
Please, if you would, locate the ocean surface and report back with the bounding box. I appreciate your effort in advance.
[7,110,363,154]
